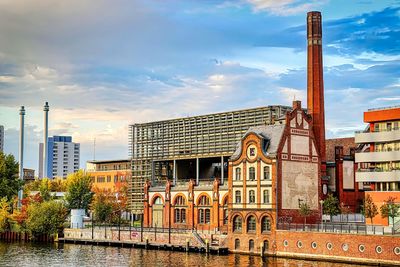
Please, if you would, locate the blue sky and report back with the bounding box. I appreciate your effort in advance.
[0,0,399,173]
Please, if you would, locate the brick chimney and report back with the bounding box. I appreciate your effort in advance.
[307,11,326,163]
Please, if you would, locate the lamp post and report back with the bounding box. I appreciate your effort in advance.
[319,199,324,231]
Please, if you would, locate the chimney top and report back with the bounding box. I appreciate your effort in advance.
[44,102,49,111]
[19,106,25,115]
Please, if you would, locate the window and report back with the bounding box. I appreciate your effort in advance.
[247,216,256,232]
[198,195,210,206]
[114,175,118,183]
[235,239,240,250]
[249,190,255,204]
[235,191,241,204]
[223,198,228,225]
[249,167,255,181]
[249,239,254,252]
[233,216,242,232]
[263,190,270,204]
[235,167,241,181]
[107,176,111,182]
[198,208,210,224]
[261,217,271,232]
[263,166,270,180]
[153,196,163,205]
[175,208,186,223]
[174,195,186,206]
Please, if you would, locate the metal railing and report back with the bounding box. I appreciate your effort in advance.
[277,222,398,235]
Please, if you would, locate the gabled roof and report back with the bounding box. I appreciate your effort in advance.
[230,124,285,161]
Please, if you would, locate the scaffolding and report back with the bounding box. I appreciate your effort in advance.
[128,105,291,213]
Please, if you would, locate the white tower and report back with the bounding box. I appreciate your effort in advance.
[43,102,49,179]
[18,106,25,207]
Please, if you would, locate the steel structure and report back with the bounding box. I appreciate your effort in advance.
[128,105,292,213]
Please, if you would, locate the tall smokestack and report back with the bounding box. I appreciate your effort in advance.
[307,11,326,163]
[18,106,25,207]
[43,102,49,179]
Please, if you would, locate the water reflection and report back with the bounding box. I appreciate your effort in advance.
[0,242,370,267]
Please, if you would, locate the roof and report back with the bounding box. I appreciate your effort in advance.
[230,124,286,161]
[326,137,355,162]
[86,159,131,164]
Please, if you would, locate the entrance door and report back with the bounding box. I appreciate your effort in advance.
[152,205,163,227]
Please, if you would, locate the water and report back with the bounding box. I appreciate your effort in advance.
[0,241,370,267]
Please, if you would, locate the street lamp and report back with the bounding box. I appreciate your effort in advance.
[319,199,324,231]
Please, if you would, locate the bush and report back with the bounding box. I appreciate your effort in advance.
[26,200,67,237]
[65,170,93,211]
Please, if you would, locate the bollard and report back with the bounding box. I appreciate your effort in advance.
[145,237,149,249]
[206,239,210,254]
[186,238,190,252]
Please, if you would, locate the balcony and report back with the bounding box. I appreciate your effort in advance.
[355,151,400,163]
[356,169,400,182]
[355,129,400,143]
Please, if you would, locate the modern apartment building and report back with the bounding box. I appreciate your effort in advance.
[129,105,292,214]
[39,136,80,179]
[86,159,131,192]
[355,106,400,225]
[0,125,4,152]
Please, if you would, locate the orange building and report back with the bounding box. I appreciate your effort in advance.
[86,159,131,192]
[355,106,400,226]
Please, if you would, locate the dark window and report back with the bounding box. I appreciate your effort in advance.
[249,167,255,181]
[233,216,242,232]
[263,190,270,204]
[235,238,240,250]
[175,195,186,206]
[249,239,254,252]
[198,195,210,206]
[235,167,241,181]
[263,166,270,180]
[249,190,255,204]
[235,191,241,203]
[261,217,271,232]
[247,216,256,232]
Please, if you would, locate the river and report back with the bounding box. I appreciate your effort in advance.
[0,241,370,267]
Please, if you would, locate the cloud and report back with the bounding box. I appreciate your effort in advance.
[246,0,324,15]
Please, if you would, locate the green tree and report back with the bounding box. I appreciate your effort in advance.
[323,193,340,221]
[90,188,114,223]
[0,152,23,201]
[64,170,93,211]
[299,202,312,225]
[39,178,52,201]
[0,198,12,232]
[380,196,400,226]
[362,194,379,224]
[25,200,67,237]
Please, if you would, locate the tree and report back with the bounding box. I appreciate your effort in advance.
[0,152,23,201]
[25,200,67,237]
[323,193,340,221]
[380,196,400,226]
[299,202,312,225]
[0,197,12,232]
[90,188,115,223]
[362,194,378,224]
[64,170,93,211]
[39,178,52,201]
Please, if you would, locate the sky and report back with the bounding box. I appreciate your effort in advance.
[0,0,399,174]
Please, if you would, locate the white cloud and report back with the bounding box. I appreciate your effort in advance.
[246,0,324,15]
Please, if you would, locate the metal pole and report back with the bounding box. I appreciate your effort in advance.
[118,211,121,241]
[196,158,199,185]
[18,106,25,208]
[141,214,143,242]
[221,156,224,184]
[43,102,49,179]
[91,213,94,239]
[129,213,132,240]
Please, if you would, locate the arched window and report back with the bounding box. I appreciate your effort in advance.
[174,195,186,206]
[153,196,163,205]
[233,215,242,232]
[235,167,241,181]
[249,190,255,204]
[263,190,270,204]
[247,216,256,232]
[263,240,269,252]
[249,167,255,181]
[263,166,270,180]
[198,195,210,206]
[235,238,240,250]
[261,217,271,232]
[235,191,241,204]
[223,198,228,225]
[249,239,254,252]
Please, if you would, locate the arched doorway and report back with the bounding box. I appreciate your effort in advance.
[152,196,163,227]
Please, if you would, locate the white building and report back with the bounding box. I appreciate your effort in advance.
[39,136,80,179]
